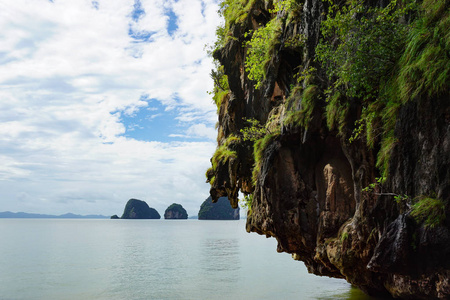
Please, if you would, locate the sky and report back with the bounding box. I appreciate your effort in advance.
[0,0,222,217]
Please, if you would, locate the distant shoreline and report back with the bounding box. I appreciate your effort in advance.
[0,211,108,219]
[0,211,246,220]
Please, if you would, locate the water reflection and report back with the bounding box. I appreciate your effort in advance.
[0,219,381,299]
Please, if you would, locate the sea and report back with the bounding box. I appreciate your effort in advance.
[0,219,379,300]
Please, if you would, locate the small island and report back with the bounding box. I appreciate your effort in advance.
[198,196,239,220]
[164,203,188,219]
[120,199,161,219]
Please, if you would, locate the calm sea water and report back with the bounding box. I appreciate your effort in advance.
[0,219,378,300]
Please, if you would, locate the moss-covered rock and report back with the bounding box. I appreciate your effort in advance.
[207,0,449,298]
[121,199,161,219]
[164,203,188,219]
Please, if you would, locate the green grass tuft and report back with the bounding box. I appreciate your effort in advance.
[397,0,449,102]
[211,135,241,171]
[283,85,319,129]
[411,196,446,228]
[325,92,349,134]
[252,133,279,184]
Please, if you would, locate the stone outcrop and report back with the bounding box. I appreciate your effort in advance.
[164,203,188,219]
[198,197,240,220]
[120,199,161,219]
[207,0,449,298]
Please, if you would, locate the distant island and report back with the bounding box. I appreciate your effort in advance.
[0,211,108,219]
[118,198,161,219]
[198,196,239,220]
[164,203,188,219]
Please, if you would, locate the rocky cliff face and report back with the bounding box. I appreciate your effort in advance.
[121,199,161,219]
[164,203,188,219]
[207,0,449,298]
[198,196,240,220]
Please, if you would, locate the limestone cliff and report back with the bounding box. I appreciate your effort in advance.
[198,196,240,220]
[121,199,161,219]
[164,203,188,219]
[207,0,449,298]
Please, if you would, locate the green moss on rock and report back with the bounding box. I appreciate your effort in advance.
[411,196,446,228]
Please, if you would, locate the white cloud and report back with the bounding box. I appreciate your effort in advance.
[186,123,217,140]
[0,0,221,216]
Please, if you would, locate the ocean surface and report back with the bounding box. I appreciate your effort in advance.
[0,219,379,300]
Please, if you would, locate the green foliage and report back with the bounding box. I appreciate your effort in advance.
[411,196,446,228]
[244,0,305,89]
[265,107,283,134]
[394,194,409,203]
[241,118,266,141]
[208,0,261,55]
[283,110,302,128]
[283,85,320,129]
[239,194,253,215]
[361,176,409,203]
[272,0,299,14]
[240,114,282,187]
[362,177,386,193]
[315,0,449,178]
[212,146,237,170]
[219,0,257,35]
[211,135,240,170]
[325,91,349,134]
[397,0,450,102]
[284,85,303,109]
[284,34,305,49]
[296,66,316,86]
[205,167,214,183]
[317,0,449,179]
[209,65,230,111]
[252,133,279,184]
[245,18,282,89]
[348,118,365,144]
[300,85,319,126]
[376,132,397,179]
[371,0,449,177]
[340,231,349,242]
[272,0,304,23]
[241,113,282,141]
[316,0,411,101]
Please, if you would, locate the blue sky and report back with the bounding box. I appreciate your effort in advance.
[0,0,221,216]
[119,96,215,142]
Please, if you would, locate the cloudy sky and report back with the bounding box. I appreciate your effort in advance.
[0,0,222,217]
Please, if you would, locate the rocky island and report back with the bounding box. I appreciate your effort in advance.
[120,199,161,219]
[198,196,239,220]
[164,203,188,219]
[206,0,449,298]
